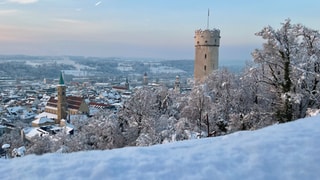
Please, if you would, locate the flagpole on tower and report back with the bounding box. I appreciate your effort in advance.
[207,8,210,29]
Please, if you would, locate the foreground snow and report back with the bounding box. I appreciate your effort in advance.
[1,116,320,180]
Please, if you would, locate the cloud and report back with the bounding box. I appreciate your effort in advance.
[8,0,38,4]
[53,18,83,24]
[95,1,101,6]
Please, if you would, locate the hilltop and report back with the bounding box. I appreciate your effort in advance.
[0,115,319,180]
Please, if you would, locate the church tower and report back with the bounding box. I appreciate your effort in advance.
[125,77,129,90]
[57,72,67,124]
[174,75,181,93]
[194,10,220,82]
[143,72,148,86]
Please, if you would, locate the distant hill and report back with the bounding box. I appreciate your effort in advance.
[0,55,246,82]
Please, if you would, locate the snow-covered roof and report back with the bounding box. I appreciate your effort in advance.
[35,112,57,119]
[32,117,54,125]
[7,106,24,113]
[1,144,10,149]
[23,127,49,140]
[49,124,73,134]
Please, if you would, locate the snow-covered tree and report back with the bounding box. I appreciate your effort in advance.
[252,19,320,122]
[118,86,183,146]
[291,24,320,117]
[252,19,296,122]
[70,110,125,151]
[231,64,278,131]
[180,83,213,137]
[0,129,26,157]
[27,136,53,155]
[203,69,240,135]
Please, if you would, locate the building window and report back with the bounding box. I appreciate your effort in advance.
[204,65,206,71]
[205,40,207,43]
[197,41,199,44]
[204,54,207,59]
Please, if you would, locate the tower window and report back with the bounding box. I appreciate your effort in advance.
[204,54,207,59]
[197,41,199,44]
[205,40,207,43]
[204,65,206,71]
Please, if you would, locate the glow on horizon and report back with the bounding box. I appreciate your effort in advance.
[0,0,319,60]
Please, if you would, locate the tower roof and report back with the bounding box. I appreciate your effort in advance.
[59,72,65,85]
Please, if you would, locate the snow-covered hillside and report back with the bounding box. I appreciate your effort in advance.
[1,116,320,180]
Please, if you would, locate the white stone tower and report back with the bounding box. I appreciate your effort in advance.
[194,11,220,82]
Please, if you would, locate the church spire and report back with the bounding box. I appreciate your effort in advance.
[59,71,65,85]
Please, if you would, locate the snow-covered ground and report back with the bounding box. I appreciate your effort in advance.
[150,66,186,74]
[1,116,319,180]
[25,57,95,71]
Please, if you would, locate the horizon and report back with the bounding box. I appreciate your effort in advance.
[0,0,319,61]
[0,54,249,64]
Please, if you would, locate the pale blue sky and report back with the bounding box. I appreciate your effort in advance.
[0,0,319,61]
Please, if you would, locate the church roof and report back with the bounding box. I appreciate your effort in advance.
[112,85,128,90]
[46,96,84,110]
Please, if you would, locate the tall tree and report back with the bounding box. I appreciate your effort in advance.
[252,19,320,122]
[253,19,298,122]
[118,86,176,146]
[292,24,320,117]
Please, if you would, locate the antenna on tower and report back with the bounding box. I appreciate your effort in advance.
[207,8,210,29]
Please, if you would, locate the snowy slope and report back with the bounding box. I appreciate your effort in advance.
[1,116,320,180]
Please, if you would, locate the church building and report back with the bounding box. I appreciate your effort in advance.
[33,72,89,127]
[44,73,89,124]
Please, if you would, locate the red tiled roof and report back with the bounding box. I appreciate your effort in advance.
[89,102,113,109]
[112,86,128,90]
[46,96,84,110]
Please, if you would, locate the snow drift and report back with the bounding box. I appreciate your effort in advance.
[1,116,320,180]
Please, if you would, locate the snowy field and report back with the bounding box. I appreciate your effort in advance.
[1,116,319,180]
[150,66,186,74]
[25,57,95,71]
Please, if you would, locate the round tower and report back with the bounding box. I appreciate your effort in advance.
[194,29,220,82]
